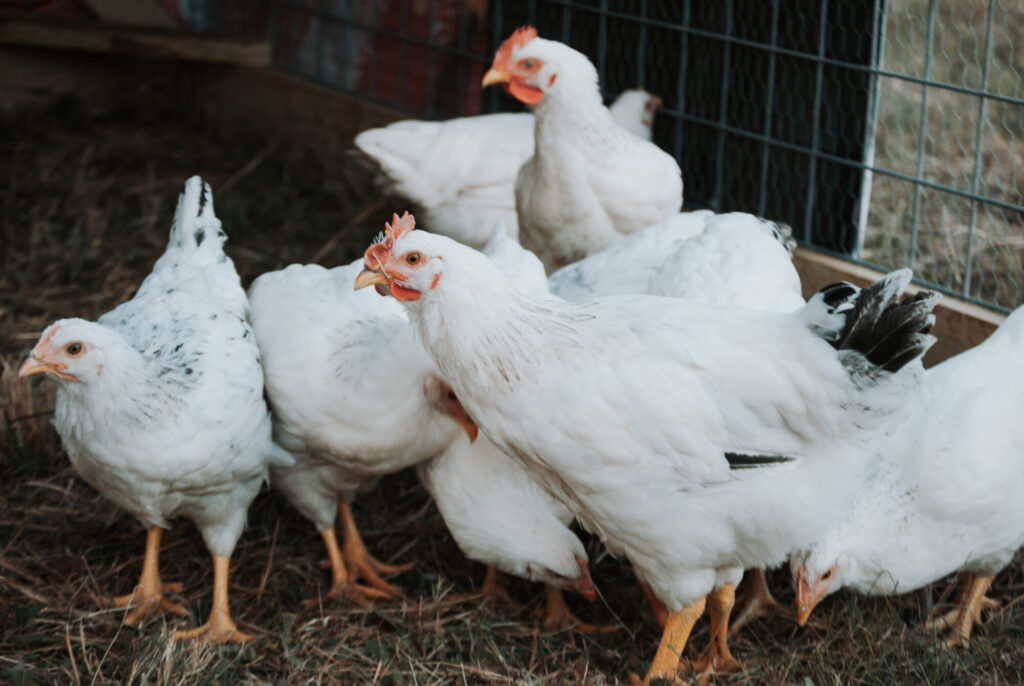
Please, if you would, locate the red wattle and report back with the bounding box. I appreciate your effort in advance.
[506,80,545,105]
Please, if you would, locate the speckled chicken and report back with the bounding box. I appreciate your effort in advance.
[792,304,1024,647]
[20,177,290,643]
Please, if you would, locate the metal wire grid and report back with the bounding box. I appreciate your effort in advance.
[185,0,1024,312]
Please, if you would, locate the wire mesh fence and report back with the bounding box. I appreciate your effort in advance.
[183,0,1024,312]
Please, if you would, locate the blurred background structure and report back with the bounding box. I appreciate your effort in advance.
[4,0,1022,311]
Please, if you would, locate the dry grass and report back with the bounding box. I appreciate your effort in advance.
[4,89,1024,686]
[863,0,1024,309]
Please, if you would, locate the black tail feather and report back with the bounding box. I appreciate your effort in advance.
[826,269,939,373]
[725,452,796,470]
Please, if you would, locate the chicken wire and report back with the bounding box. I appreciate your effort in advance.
[183,0,1024,312]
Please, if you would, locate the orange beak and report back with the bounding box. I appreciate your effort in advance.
[795,566,823,626]
[19,356,77,381]
[482,68,511,87]
[354,268,389,291]
[19,356,54,378]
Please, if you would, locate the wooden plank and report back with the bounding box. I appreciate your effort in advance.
[0,45,176,115]
[793,247,1006,365]
[0,19,269,67]
[183,64,406,157]
[81,0,176,27]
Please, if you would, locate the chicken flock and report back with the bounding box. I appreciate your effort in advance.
[19,26,1024,684]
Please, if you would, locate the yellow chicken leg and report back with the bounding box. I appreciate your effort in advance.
[923,573,999,647]
[446,565,518,606]
[728,568,795,637]
[628,596,707,684]
[540,584,617,634]
[338,501,411,598]
[691,583,744,678]
[109,527,186,625]
[174,554,252,643]
[309,526,396,606]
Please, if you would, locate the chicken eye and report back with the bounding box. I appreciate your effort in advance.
[405,252,422,266]
[65,342,84,356]
[822,569,833,580]
[524,58,536,68]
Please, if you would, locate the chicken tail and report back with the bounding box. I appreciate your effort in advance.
[165,176,227,266]
[769,220,797,256]
[802,269,940,374]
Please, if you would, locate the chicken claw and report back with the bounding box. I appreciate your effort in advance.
[109,528,187,625]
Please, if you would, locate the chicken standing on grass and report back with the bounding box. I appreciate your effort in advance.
[19,177,291,643]
[355,213,940,682]
[792,304,1024,648]
[354,88,663,249]
[248,226,598,626]
[483,27,683,272]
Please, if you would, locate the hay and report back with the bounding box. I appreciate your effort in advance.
[2,93,1023,685]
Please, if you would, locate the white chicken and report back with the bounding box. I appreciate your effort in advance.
[248,223,597,624]
[19,177,290,643]
[418,226,603,630]
[792,304,1024,647]
[354,88,662,249]
[355,215,939,682]
[549,210,801,312]
[548,208,804,631]
[483,27,683,272]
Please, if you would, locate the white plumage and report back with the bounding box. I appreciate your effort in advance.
[354,89,660,249]
[249,223,592,607]
[549,210,802,313]
[19,176,289,643]
[792,304,1024,646]
[483,27,682,271]
[356,221,939,681]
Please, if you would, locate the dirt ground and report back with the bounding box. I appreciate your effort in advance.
[2,93,1024,686]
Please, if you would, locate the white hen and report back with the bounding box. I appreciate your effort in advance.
[354,89,661,249]
[548,208,804,631]
[19,177,290,643]
[483,27,683,271]
[549,210,802,313]
[356,217,939,682]
[248,224,595,618]
[417,226,602,630]
[792,304,1024,647]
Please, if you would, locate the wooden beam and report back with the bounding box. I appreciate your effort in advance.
[81,0,176,27]
[793,247,1006,365]
[0,19,269,67]
[184,64,406,157]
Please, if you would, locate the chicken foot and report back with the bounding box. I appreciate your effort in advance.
[539,584,617,634]
[628,596,707,685]
[923,573,999,647]
[690,583,744,679]
[728,568,795,637]
[108,527,187,625]
[339,501,412,598]
[446,565,520,607]
[308,526,397,607]
[174,554,253,643]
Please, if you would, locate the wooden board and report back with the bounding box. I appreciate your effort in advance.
[183,64,406,157]
[0,19,269,67]
[81,0,176,27]
[794,247,1006,365]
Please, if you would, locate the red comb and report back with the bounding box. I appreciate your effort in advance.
[492,25,538,69]
[364,211,416,268]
